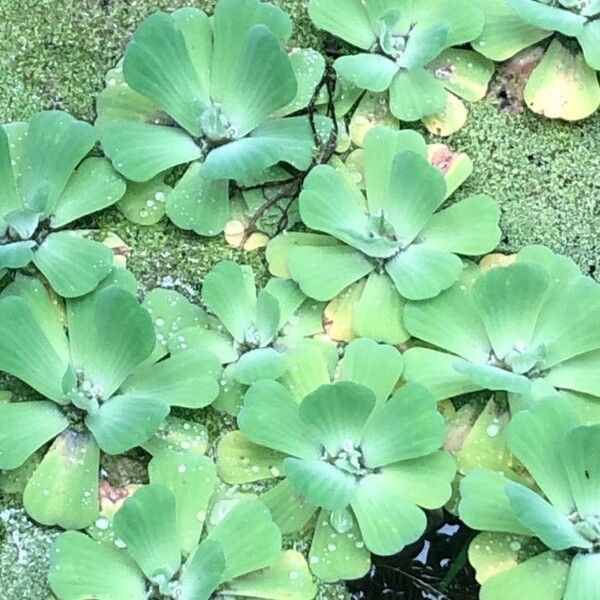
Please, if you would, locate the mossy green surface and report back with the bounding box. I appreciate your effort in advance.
[0,0,598,598]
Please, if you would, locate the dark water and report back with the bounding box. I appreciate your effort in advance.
[348,512,479,600]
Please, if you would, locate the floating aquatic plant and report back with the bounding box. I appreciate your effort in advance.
[49,478,316,600]
[0,111,127,297]
[474,0,600,120]
[218,379,455,582]
[97,0,331,237]
[0,272,220,528]
[404,245,600,419]
[460,397,600,599]
[267,125,501,344]
[308,0,494,135]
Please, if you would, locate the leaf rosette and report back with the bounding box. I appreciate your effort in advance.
[473,0,600,120]
[460,397,600,599]
[0,272,221,528]
[96,0,331,237]
[0,111,127,297]
[267,125,501,344]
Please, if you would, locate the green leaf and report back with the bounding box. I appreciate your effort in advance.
[419,194,501,255]
[299,381,376,454]
[85,392,169,454]
[363,126,428,212]
[232,348,287,386]
[50,157,126,228]
[459,469,534,535]
[166,162,230,236]
[221,25,296,136]
[118,175,170,226]
[339,338,403,404]
[351,472,427,555]
[148,450,217,555]
[389,69,448,121]
[262,478,317,534]
[287,243,374,301]
[0,295,68,402]
[0,401,68,469]
[335,54,398,92]
[207,499,281,580]
[561,424,600,519]
[506,482,592,550]
[399,23,449,70]
[75,286,155,397]
[507,397,578,514]
[23,430,99,529]
[507,0,586,36]
[308,0,375,49]
[309,509,371,583]
[353,271,409,344]
[0,241,35,270]
[385,245,463,301]
[238,380,321,459]
[276,48,326,116]
[143,416,209,457]
[479,550,569,600]
[179,539,225,600]
[564,553,600,600]
[455,360,532,394]
[472,0,551,61]
[404,283,491,362]
[579,20,600,70]
[225,549,317,599]
[123,11,208,135]
[380,452,455,509]
[201,116,328,180]
[284,457,357,511]
[385,151,447,243]
[429,48,495,102]
[202,260,256,343]
[403,347,483,400]
[122,351,220,409]
[0,124,20,216]
[212,363,246,415]
[525,39,600,121]
[361,383,444,468]
[210,0,292,102]
[19,111,95,212]
[33,232,114,298]
[99,121,201,182]
[472,262,549,360]
[113,484,182,584]
[217,430,284,484]
[49,531,146,600]
[255,289,281,346]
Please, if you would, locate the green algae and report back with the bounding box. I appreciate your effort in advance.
[0,0,599,598]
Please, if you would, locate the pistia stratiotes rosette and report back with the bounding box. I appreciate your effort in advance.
[459,397,600,599]
[403,245,600,418]
[308,0,494,135]
[170,260,331,415]
[0,272,221,529]
[267,125,501,345]
[473,0,600,120]
[97,0,331,237]
[217,380,455,582]
[50,450,316,600]
[0,111,127,297]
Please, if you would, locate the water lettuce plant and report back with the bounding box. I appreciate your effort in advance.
[460,397,600,599]
[50,480,316,600]
[97,0,330,237]
[0,272,220,528]
[267,125,501,344]
[218,379,455,582]
[0,111,126,297]
[404,245,600,417]
[308,0,494,134]
[474,0,600,120]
